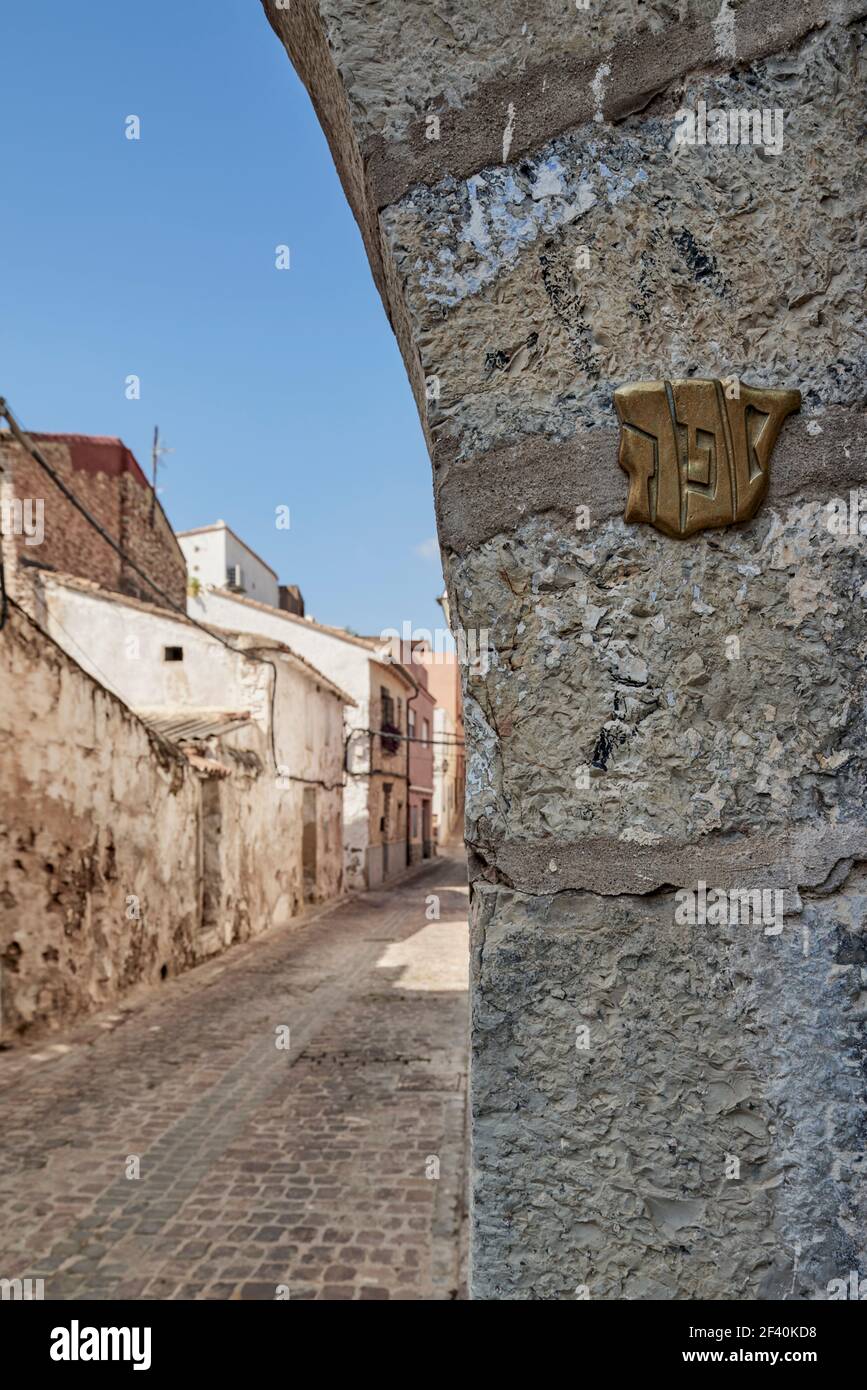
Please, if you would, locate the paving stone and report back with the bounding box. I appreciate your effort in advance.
[0,853,468,1301]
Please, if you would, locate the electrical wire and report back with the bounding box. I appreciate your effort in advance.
[1,399,197,620]
[0,397,321,779]
[354,727,465,748]
[1,398,457,787]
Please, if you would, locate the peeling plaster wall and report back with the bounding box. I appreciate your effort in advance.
[190,586,416,890]
[0,603,346,1039]
[191,587,375,888]
[0,607,201,1038]
[263,0,866,1298]
[36,576,347,913]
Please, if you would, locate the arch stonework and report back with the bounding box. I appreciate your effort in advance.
[262,1,866,1299]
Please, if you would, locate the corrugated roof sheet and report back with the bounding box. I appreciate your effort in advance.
[136,709,252,743]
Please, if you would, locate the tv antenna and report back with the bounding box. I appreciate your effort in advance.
[150,426,174,525]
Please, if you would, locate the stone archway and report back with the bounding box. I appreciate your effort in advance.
[261,0,866,1300]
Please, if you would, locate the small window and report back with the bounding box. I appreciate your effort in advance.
[164,646,184,662]
[380,687,395,727]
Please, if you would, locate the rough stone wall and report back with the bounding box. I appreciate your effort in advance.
[0,435,188,610]
[34,574,348,919]
[0,603,344,1039]
[118,468,188,609]
[263,1,866,1298]
[0,605,201,1037]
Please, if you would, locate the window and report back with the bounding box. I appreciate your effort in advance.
[163,646,184,662]
[408,707,416,740]
[411,806,419,838]
[422,719,430,746]
[380,686,395,727]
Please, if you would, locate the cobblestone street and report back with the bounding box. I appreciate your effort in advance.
[0,850,469,1301]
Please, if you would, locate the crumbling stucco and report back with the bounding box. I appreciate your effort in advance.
[0,607,201,1036]
[0,604,344,1039]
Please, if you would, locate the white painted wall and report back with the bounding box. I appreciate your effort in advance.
[34,574,347,909]
[188,586,379,889]
[39,577,269,726]
[179,524,280,608]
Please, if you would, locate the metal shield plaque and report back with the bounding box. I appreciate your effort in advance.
[614,378,801,538]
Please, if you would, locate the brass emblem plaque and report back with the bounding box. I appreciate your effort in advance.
[614,378,801,538]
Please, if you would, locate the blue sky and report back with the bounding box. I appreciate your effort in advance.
[0,1,444,636]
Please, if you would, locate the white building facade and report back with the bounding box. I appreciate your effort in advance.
[31,570,351,922]
[177,522,280,608]
[187,585,418,890]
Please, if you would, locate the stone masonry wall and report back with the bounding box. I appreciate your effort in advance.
[264,1,867,1298]
[0,603,343,1040]
[0,434,188,610]
[0,604,202,1038]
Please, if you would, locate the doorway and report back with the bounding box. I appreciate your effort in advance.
[381,781,393,879]
[302,786,317,904]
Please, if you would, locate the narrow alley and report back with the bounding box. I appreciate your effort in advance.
[0,851,469,1301]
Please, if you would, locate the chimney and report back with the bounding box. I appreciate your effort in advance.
[278,584,304,617]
